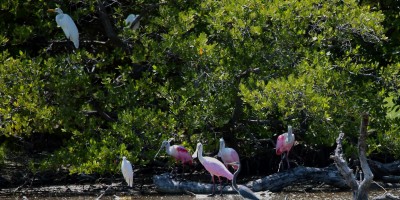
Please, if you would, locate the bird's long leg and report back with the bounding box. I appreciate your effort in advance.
[218,176,223,196]
[171,161,179,179]
[278,154,284,172]
[169,166,175,178]
[223,165,230,187]
[208,175,216,197]
[181,163,185,180]
[286,151,291,169]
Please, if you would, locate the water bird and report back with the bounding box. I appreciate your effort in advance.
[121,156,134,187]
[218,138,240,171]
[276,125,295,171]
[192,142,233,196]
[229,161,260,200]
[125,14,140,30]
[154,138,193,177]
[47,8,79,48]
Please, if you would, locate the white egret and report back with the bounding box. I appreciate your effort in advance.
[125,14,140,30]
[48,8,79,48]
[121,156,134,187]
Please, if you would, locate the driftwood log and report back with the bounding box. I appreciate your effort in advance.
[153,166,348,194]
[153,173,237,194]
[373,193,400,200]
[368,160,400,178]
[153,161,400,194]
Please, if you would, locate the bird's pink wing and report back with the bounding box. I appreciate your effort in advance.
[276,134,285,155]
[221,148,240,169]
[175,145,193,164]
[203,157,233,180]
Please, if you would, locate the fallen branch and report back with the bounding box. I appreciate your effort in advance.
[249,165,348,192]
[368,160,400,178]
[373,193,400,200]
[153,166,348,194]
[96,184,113,200]
[381,176,400,183]
[153,173,236,194]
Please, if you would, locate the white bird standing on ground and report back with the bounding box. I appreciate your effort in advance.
[47,8,79,48]
[125,14,140,30]
[121,156,134,187]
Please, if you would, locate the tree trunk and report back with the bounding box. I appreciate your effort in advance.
[333,113,374,200]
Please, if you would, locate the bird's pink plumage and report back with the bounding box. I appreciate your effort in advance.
[276,133,294,155]
[203,157,233,180]
[172,145,193,165]
[221,148,240,170]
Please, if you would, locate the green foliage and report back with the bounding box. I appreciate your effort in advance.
[0,142,6,167]
[0,0,399,175]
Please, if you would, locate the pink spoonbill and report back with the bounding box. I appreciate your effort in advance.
[276,125,295,172]
[192,142,233,196]
[154,138,193,177]
[218,138,240,171]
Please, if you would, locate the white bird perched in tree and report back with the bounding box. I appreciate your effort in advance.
[125,14,140,30]
[121,156,134,187]
[47,8,79,48]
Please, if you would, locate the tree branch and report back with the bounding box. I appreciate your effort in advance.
[358,113,374,199]
[333,113,374,200]
[332,132,359,192]
[96,0,130,52]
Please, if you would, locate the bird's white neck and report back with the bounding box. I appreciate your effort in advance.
[164,142,171,155]
[197,145,205,163]
[218,141,225,156]
[287,126,294,141]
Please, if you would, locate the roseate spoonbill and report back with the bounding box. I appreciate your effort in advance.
[121,156,134,187]
[47,8,79,48]
[154,138,193,177]
[125,14,140,30]
[229,162,260,200]
[192,142,233,196]
[218,138,240,171]
[276,125,295,171]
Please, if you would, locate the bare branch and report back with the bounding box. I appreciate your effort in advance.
[358,113,374,199]
[332,132,359,192]
[96,0,130,53]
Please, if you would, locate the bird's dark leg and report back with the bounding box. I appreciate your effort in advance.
[218,176,224,196]
[171,161,179,179]
[181,164,186,180]
[208,175,216,197]
[169,167,175,178]
[278,154,284,172]
[286,151,291,169]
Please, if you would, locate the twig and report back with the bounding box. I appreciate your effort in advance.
[96,184,113,200]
